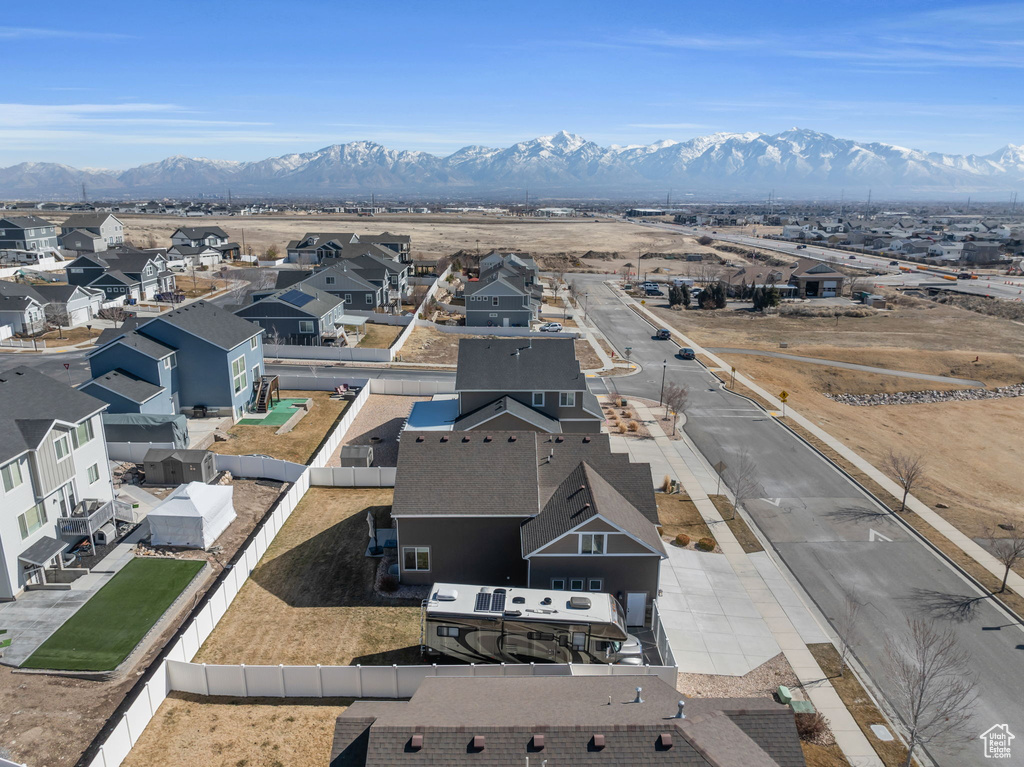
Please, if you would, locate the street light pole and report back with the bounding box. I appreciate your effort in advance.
[659,359,667,411]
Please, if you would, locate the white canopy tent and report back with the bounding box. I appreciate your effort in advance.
[147,482,236,549]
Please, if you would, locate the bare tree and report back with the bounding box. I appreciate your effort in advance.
[884,450,926,514]
[883,619,977,767]
[991,532,1024,593]
[44,304,71,339]
[662,381,688,435]
[725,449,761,518]
[834,591,863,676]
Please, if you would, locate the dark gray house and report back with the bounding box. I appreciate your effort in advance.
[234,284,347,346]
[285,231,410,264]
[65,248,175,301]
[0,216,59,252]
[464,254,542,327]
[331,675,806,767]
[393,431,664,627]
[60,228,107,253]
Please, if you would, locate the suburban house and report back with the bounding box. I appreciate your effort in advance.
[322,253,411,309]
[0,292,47,335]
[302,262,386,309]
[393,431,665,628]
[0,366,115,600]
[234,284,348,346]
[330,676,806,766]
[59,213,125,247]
[464,253,542,327]
[0,216,60,252]
[285,232,410,264]
[166,243,223,268]
[169,226,240,260]
[59,229,108,253]
[357,232,412,262]
[0,282,105,328]
[408,338,602,433]
[65,249,176,301]
[83,301,264,420]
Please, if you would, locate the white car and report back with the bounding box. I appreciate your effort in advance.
[538,322,563,332]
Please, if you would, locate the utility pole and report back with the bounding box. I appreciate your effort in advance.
[659,360,667,411]
[81,182,87,204]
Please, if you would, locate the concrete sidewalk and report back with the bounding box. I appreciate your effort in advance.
[624,288,1024,601]
[618,401,885,767]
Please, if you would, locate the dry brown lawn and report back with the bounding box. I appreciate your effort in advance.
[575,338,603,370]
[355,323,403,348]
[195,487,422,667]
[38,326,103,346]
[657,494,715,547]
[397,325,461,364]
[122,693,351,767]
[208,391,348,464]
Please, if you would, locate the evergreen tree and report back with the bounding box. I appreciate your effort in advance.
[752,286,765,311]
[668,285,683,307]
[715,282,727,308]
[765,285,781,307]
[679,283,691,307]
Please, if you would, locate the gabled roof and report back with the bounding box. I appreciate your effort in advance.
[454,395,562,433]
[89,269,138,286]
[172,226,228,239]
[167,244,221,256]
[464,274,529,298]
[61,212,118,229]
[313,263,380,291]
[143,300,262,350]
[0,293,44,312]
[89,329,175,360]
[0,366,107,464]
[81,369,165,404]
[60,228,103,241]
[0,215,53,229]
[237,283,343,320]
[30,283,98,303]
[522,461,666,557]
[273,270,313,290]
[0,280,46,304]
[455,338,587,393]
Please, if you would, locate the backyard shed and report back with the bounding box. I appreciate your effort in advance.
[340,444,374,467]
[147,482,236,549]
[143,448,216,485]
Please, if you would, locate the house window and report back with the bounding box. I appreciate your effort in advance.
[569,578,585,591]
[250,337,258,350]
[551,578,566,590]
[163,357,171,370]
[72,419,94,448]
[489,313,498,318]
[298,321,314,334]
[532,392,544,407]
[18,503,47,539]
[559,392,576,408]
[325,276,336,285]
[1,459,24,492]
[231,356,247,394]
[54,434,71,462]
[87,464,100,484]
[580,533,605,555]
[403,547,430,571]
[588,578,604,592]
[365,294,373,304]
[436,626,460,638]
[492,297,499,306]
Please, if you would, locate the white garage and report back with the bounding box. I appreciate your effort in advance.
[147,482,236,549]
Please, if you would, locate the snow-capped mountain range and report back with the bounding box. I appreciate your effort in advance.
[2,129,1022,199]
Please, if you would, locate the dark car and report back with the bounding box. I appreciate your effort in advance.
[889,260,899,266]
[677,347,695,360]
[655,328,672,340]
[645,289,664,297]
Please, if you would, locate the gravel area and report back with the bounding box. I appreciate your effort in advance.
[826,382,1024,406]
[327,394,429,467]
[676,652,800,699]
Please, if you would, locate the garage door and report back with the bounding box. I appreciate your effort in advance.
[69,307,89,326]
[822,280,838,298]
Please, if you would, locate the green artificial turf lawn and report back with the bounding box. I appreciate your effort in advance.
[237,398,308,426]
[22,557,205,671]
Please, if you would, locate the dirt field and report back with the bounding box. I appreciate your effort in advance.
[122,693,351,767]
[397,326,461,364]
[194,487,422,667]
[650,299,1024,532]
[0,481,285,767]
[356,323,402,348]
[208,391,348,464]
[37,326,103,346]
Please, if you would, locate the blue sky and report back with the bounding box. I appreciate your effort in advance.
[1,0,1021,168]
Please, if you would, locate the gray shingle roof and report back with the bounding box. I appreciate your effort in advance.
[0,215,53,229]
[143,300,261,350]
[331,676,804,767]
[143,448,210,463]
[89,330,175,361]
[454,395,562,433]
[522,461,666,557]
[82,370,164,404]
[174,226,228,239]
[455,338,586,392]
[62,213,117,229]
[274,270,313,290]
[0,281,46,304]
[0,366,107,464]
[237,283,344,320]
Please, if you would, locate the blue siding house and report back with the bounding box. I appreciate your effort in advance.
[83,301,264,420]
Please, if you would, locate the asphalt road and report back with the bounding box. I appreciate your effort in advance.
[572,274,1024,767]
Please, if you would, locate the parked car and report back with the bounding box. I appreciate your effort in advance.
[796,244,807,249]
[848,255,857,259]
[538,322,563,332]
[645,289,663,296]
[677,347,695,360]
[889,260,899,266]
[655,328,671,340]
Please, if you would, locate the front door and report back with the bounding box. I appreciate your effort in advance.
[502,317,510,327]
[626,592,647,627]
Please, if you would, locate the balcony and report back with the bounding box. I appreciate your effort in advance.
[57,498,138,539]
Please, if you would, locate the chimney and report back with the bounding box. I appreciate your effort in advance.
[634,686,643,704]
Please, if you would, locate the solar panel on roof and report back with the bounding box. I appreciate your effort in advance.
[474,592,493,612]
[491,591,506,613]
[279,289,316,308]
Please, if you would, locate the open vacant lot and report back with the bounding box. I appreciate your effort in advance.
[398,325,461,364]
[356,322,403,348]
[195,487,422,666]
[122,693,351,767]
[650,298,1024,533]
[23,558,205,672]
[208,390,348,464]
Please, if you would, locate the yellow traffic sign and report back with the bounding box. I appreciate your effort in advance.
[779,390,789,402]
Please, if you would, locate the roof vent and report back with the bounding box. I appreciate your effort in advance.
[484,435,492,442]
[440,435,449,442]
[410,734,423,750]
[471,735,485,750]
[569,596,591,610]
[634,686,644,704]
[416,435,424,442]
[435,588,458,601]
[462,436,470,443]
[583,436,591,443]
[659,732,673,749]
[509,435,517,442]
[512,596,525,604]
[532,733,545,750]
[555,436,564,442]
[592,734,606,750]
[676,700,686,719]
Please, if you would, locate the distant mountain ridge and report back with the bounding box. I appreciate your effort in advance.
[2,129,1022,199]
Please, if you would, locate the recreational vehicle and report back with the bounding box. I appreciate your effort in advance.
[421,583,644,665]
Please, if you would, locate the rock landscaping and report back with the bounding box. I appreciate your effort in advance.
[825,382,1024,406]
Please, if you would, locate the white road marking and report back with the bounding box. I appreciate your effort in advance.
[868,529,893,542]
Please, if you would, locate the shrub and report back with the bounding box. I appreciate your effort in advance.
[627,420,640,432]
[675,533,690,547]
[617,423,627,434]
[794,712,830,744]
[380,573,399,593]
[660,475,672,493]
[695,537,715,552]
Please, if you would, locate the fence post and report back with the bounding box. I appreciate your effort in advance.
[316,664,323,697]
[355,664,363,698]
[241,663,248,696]
[392,664,399,698]
[279,664,286,697]
[202,663,210,695]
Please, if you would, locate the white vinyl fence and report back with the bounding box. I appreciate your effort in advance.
[107,442,175,462]
[272,373,455,397]
[265,344,392,362]
[212,454,307,483]
[310,466,397,487]
[309,384,370,468]
[166,659,676,699]
[651,600,676,670]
